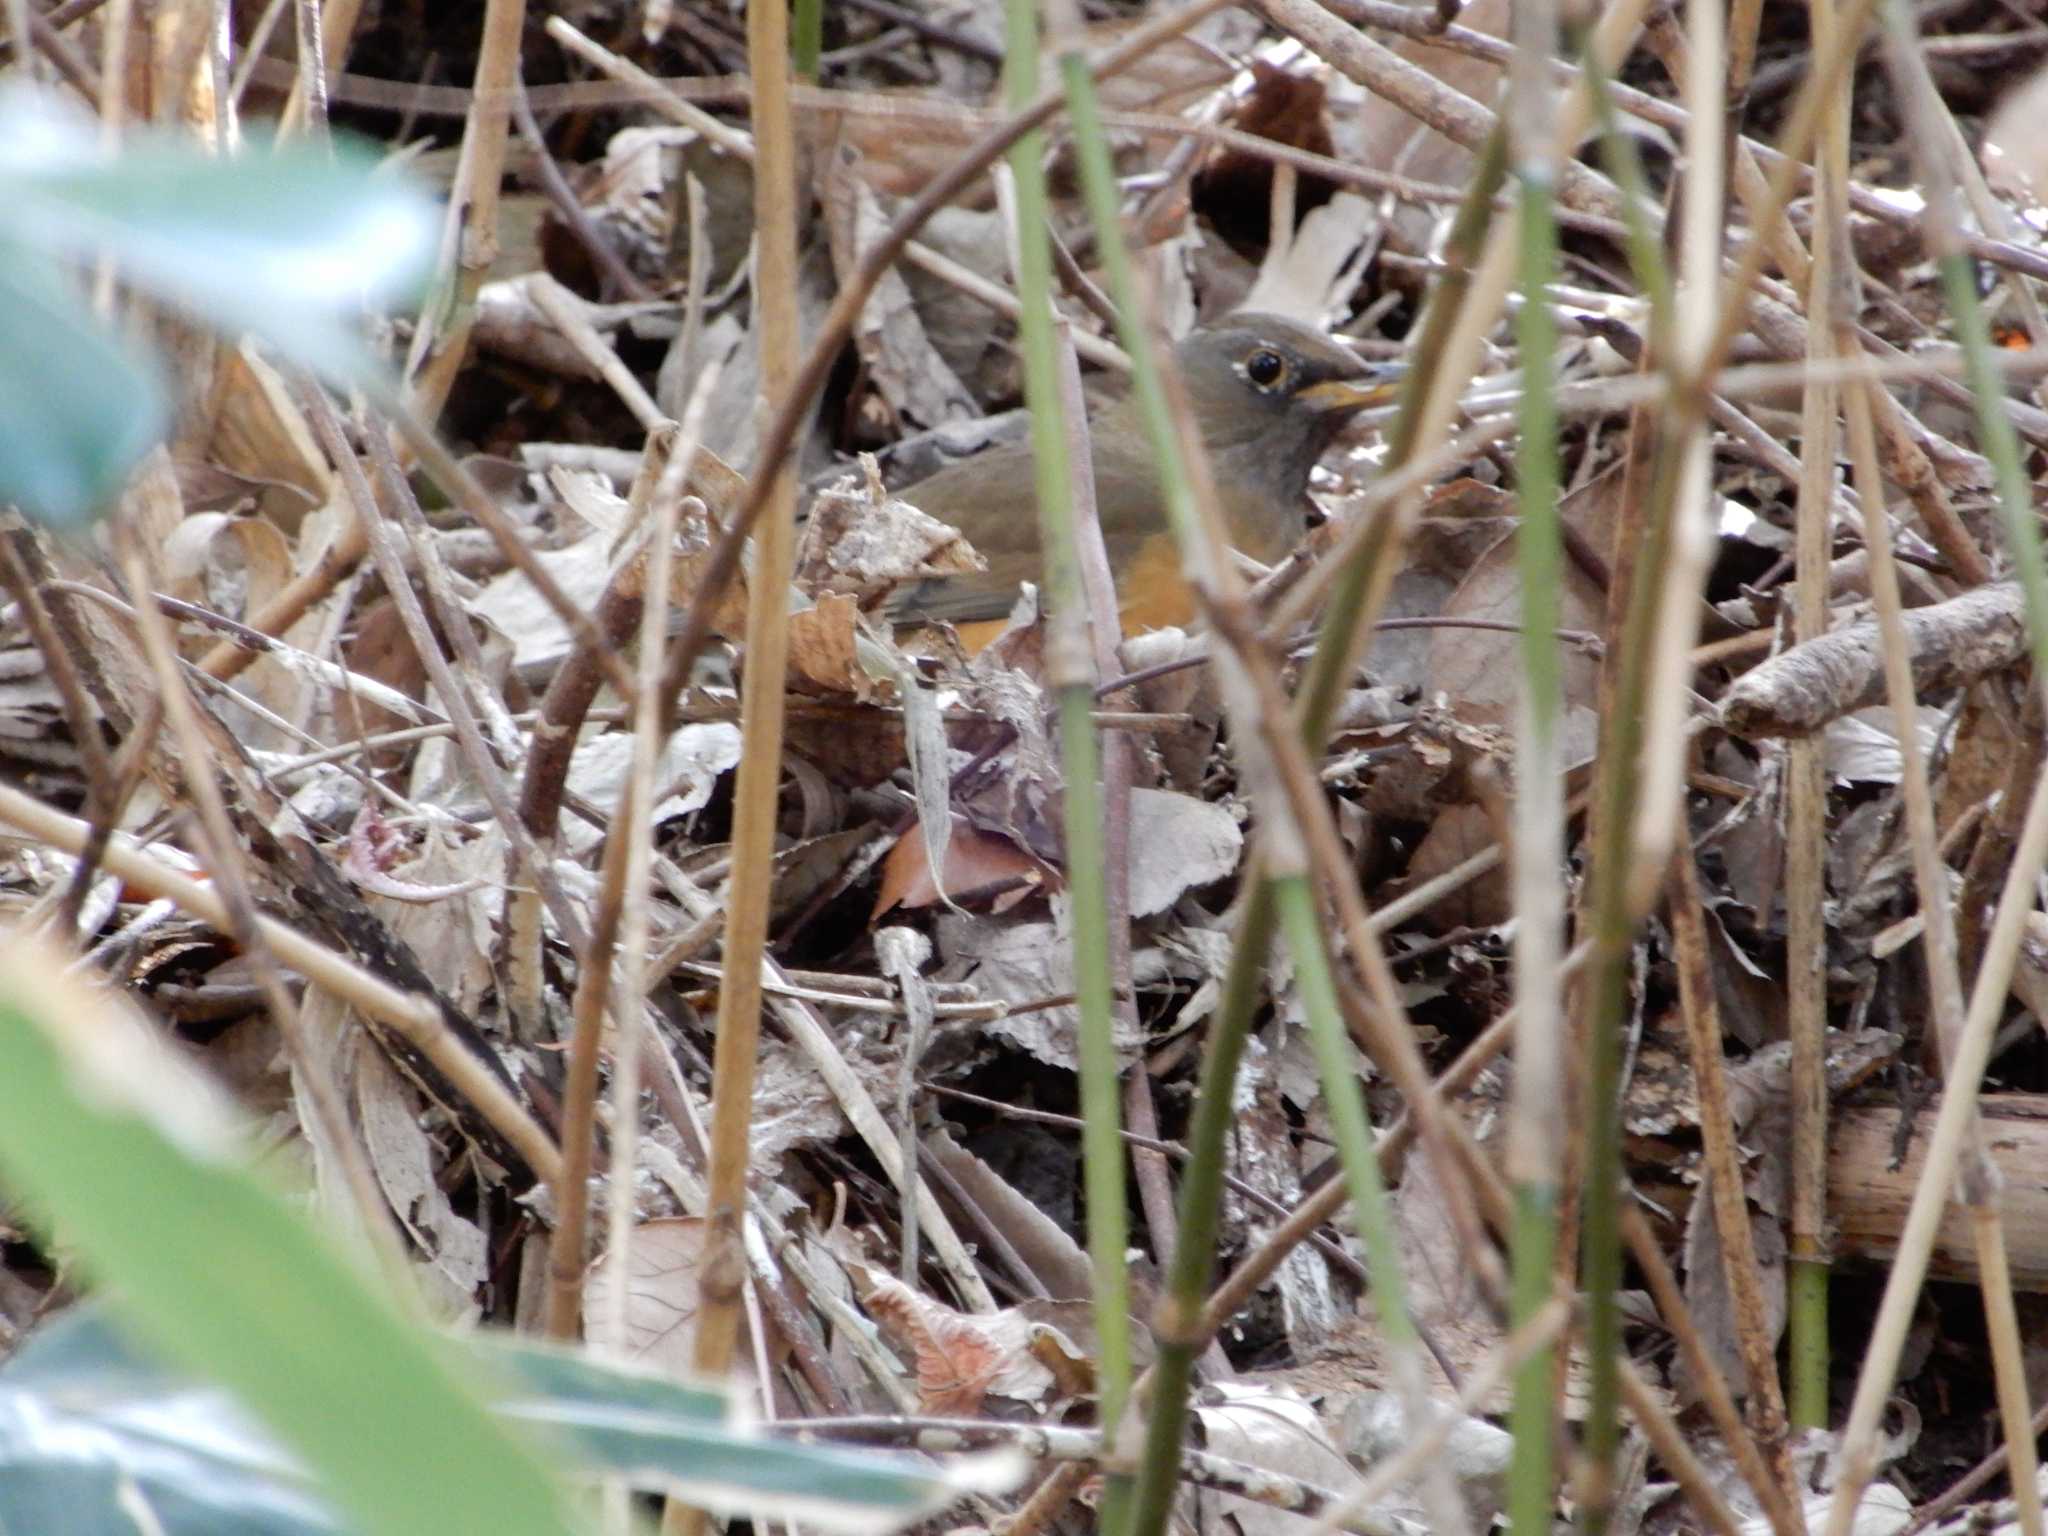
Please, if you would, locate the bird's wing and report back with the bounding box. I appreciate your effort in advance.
[885,449,1046,625]
[884,443,1187,629]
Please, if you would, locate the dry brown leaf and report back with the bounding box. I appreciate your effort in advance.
[355,1048,487,1312]
[200,343,330,528]
[925,1128,1091,1300]
[786,592,875,698]
[872,815,1050,918]
[1423,469,1615,763]
[820,139,978,431]
[850,1262,1060,1414]
[795,465,987,605]
[586,1217,719,1381]
[1190,1382,1365,1536]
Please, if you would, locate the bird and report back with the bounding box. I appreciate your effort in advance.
[887,312,1402,643]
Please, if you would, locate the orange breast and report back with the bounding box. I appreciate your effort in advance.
[945,533,1195,656]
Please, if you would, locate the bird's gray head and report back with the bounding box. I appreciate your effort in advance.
[1174,312,1399,501]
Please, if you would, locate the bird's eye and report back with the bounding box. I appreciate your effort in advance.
[1244,348,1287,390]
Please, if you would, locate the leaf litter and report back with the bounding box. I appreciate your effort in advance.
[6,2,2048,1533]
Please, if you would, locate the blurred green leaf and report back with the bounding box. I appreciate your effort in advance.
[0,1310,344,1536]
[0,83,438,528]
[0,942,576,1536]
[0,941,1021,1536]
[487,1337,1024,1533]
[0,244,167,526]
[0,1310,1024,1536]
[0,88,437,383]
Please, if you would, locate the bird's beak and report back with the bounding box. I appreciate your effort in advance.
[1297,364,1406,415]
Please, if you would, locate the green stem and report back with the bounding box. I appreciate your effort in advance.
[1004,0,1131,1467]
[1293,123,1510,746]
[1563,42,1689,1527]
[1574,436,1684,1532]
[1505,129,1564,1536]
[1125,882,1277,1536]
[1274,876,1417,1358]
[792,0,822,81]
[1932,249,2048,668]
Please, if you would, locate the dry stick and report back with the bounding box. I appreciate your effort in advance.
[87,0,132,320]
[1286,17,1774,1507]
[0,779,561,1182]
[645,844,996,1317]
[229,0,294,109]
[1624,0,1726,917]
[504,439,694,1045]
[365,434,519,755]
[511,78,652,304]
[1006,950,1734,1536]
[1645,15,1811,295]
[401,0,523,424]
[310,395,591,964]
[1974,1219,2045,1532]
[1352,925,1773,1536]
[107,518,407,1272]
[292,0,331,131]
[1586,0,1860,1522]
[1197,948,1586,1334]
[1860,9,2045,1526]
[1695,0,1881,387]
[779,1418,1378,1525]
[542,763,639,1339]
[392,408,641,704]
[597,427,690,1389]
[1229,882,1765,1536]
[898,240,1130,371]
[1215,602,1496,1316]
[1071,206,1471,1536]
[544,16,1132,376]
[926,1086,1368,1280]
[278,0,361,133]
[1822,757,2048,1536]
[1258,0,1624,225]
[528,274,667,430]
[202,20,640,708]
[1187,599,1525,1536]
[235,51,2048,295]
[1666,855,1792,1436]
[1047,308,1156,1291]
[1247,0,1688,1513]
[23,5,101,103]
[1888,24,2048,349]
[51,686,164,954]
[1010,902,1743,1536]
[1266,0,1652,736]
[64,584,446,732]
[1184,933,1776,1536]
[683,14,802,1525]
[532,442,711,1341]
[526,508,712,1306]
[1955,689,2047,985]
[1314,0,2048,290]
[1902,1390,2048,1536]
[1786,0,1848,1431]
[0,536,117,934]
[196,398,638,705]
[1860,367,1993,589]
[1843,363,2044,1536]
